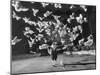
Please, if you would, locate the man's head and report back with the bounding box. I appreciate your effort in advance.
[25,27,30,31]
[53,42,57,45]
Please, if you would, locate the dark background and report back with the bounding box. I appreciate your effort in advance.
[11,1,96,55]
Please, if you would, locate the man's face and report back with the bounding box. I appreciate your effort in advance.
[25,27,30,31]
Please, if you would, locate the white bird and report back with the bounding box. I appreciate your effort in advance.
[12,1,29,12]
[41,2,49,8]
[54,3,62,8]
[80,5,87,12]
[12,36,22,45]
[32,8,39,16]
[44,11,52,17]
[12,11,21,20]
[36,28,44,33]
[38,17,44,20]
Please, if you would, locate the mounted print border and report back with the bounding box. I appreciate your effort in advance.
[11,0,96,74]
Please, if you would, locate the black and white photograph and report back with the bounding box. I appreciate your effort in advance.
[11,0,96,74]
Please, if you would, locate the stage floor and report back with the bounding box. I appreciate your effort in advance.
[11,54,96,74]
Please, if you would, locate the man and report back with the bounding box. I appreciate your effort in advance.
[50,42,65,69]
[51,42,58,66]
